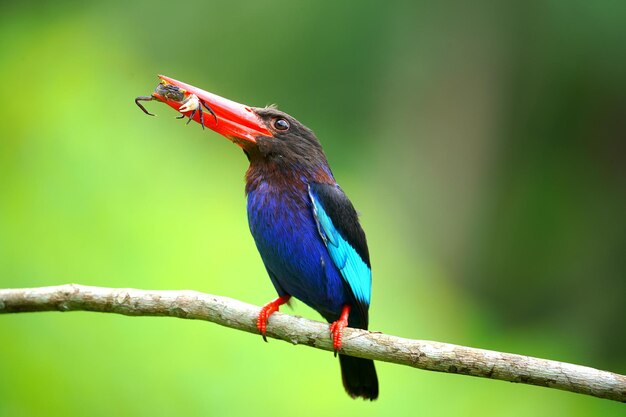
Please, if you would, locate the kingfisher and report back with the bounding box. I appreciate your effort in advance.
[141,75,379,400]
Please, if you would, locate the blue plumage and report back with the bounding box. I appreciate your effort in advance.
[247,181,350,321]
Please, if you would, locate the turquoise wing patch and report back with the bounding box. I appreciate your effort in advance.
[308,186,371,306]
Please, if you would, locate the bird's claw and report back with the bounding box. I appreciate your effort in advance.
[329,304,351,356]
[256,304,278,340]
[256,295,291,341]
[329,319,348,356]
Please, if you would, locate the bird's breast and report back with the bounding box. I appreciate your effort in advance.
[246,181,314,255]
[245,179,347,317]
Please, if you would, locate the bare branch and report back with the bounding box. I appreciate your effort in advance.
[1,284,624,402]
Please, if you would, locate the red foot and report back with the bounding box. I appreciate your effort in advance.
[329,304,351,356]
[257,295,291,341]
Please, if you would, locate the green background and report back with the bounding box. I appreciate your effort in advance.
[1,1,624,416]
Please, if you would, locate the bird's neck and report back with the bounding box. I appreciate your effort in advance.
[245,159,334,196]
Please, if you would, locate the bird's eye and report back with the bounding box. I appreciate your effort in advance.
[273,118,290,131]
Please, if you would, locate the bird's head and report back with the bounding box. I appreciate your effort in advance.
[153,75,329,171]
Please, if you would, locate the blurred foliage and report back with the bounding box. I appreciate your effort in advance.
[0,1,624,416]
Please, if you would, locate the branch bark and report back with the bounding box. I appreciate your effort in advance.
[1,284,624,402]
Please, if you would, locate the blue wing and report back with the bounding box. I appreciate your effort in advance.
[308,183,371,325]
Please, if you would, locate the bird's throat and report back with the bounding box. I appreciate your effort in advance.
[245,158,334,197]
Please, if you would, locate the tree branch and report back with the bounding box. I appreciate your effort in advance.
[1,284,624,402]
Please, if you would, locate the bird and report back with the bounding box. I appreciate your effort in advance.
[146,75,378,400]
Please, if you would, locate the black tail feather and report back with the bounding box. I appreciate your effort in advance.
[338,354,379,400]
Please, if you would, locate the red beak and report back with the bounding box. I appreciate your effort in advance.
[153,75,271,144]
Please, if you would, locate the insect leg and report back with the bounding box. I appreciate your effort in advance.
[135,96,155,116]
[197,104,205,129]
[186,108,197,125]
[201,100,218,123]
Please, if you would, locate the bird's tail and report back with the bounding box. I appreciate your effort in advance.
[338,354,379,400]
